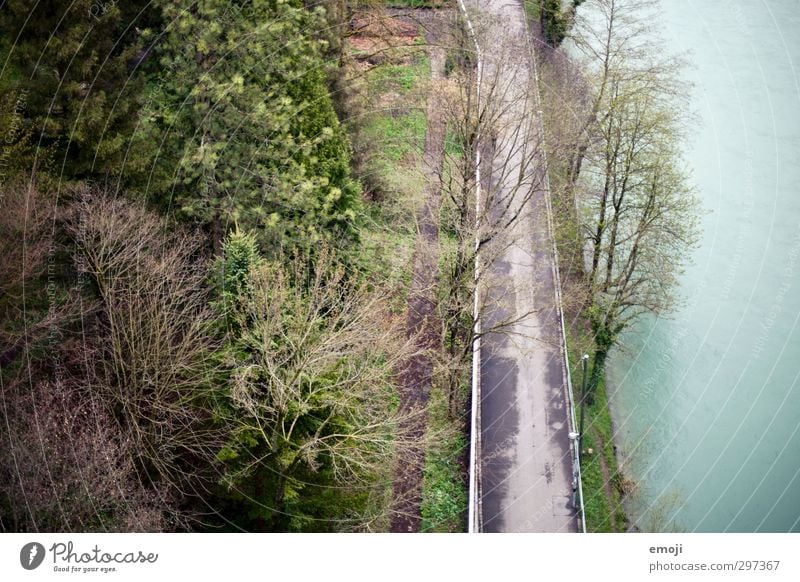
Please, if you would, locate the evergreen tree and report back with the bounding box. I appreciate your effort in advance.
[142,0,359,254]
[541,0,583,46]
[0,0,154,181]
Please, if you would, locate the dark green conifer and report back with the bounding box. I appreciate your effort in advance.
[142,0,359,253]
[0,0,154,181]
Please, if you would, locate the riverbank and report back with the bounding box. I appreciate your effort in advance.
[603,0,800,533]
[565,326,629,532]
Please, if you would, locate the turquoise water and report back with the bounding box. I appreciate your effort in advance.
[607,0,800,532]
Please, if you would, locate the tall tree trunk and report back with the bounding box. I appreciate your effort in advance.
[272,472,288,530]
[212,211,223,256]
[588,347,608,403]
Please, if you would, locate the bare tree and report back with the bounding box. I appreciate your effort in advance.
[0,184,187,532]
[216,233,418,530]
[0,180,64,368]
[566,0,684,192]
[0,375,170,532]
[64,190,224,502]
[435,10,551,413]
[565,0,700,393]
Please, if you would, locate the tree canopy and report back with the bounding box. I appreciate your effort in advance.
[139,0,360,252]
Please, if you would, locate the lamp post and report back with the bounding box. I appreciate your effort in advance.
[574,354,589,520]
[570,354,590,517]
[579,354,589,448]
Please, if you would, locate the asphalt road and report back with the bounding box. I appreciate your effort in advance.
[470,0,579,533]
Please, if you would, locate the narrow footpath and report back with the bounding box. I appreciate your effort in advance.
[390,42,447,532]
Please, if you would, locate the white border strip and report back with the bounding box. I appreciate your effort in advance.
[458,0,483,534]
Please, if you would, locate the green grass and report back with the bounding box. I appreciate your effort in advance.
[362,50,429,163]
[420,432,468,532]
[368,57,429,95]
[422,230,469,533]
[363,110,426,163]
[357,47,429,313]
[350,23,469,533]
[444,129,463,158]
[522,0,542,26]
[420,376,468,532]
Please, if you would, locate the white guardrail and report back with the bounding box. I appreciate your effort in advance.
[457,0,484,535]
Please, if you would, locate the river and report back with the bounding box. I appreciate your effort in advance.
[606,0,800,532]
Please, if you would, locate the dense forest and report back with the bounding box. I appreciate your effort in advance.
[0,0,423,532]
